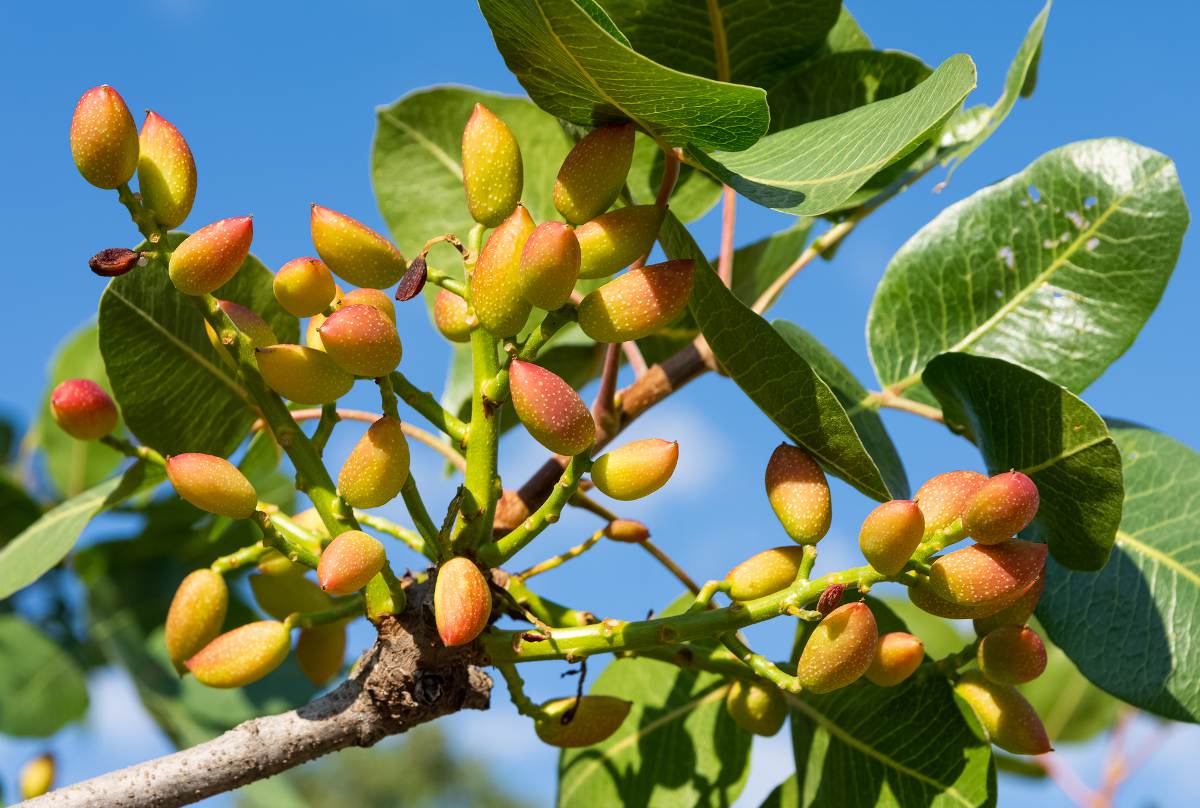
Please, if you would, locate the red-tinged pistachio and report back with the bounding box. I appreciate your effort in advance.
[725,545,807,601]
[274,257,336,317]
[434,557,492,647]
[296,622,347,686]
[249,570,331,620]
[317,530,386,595]
[49,378,118,440]
[508,360,595,456]
[864,632,924,687]
[186,620,291,688]
[928,540,1048,607]
[137,111,197,228]
[317,304,403,377]
[166,453,257,519]
[604,518,650,543]
[859,499,925,576]
[310,205,407,289]
[765,444,831,545]
[204,300,277,359]
[590,438,678,501]
[461,103,523,227]
[724,680,787,736]
[977,625,1047,685]
[433,288,473,343]
[954,671,1052,755]
[534,696,632,748]
[519,221,581,310]
[20,753,55,800]
[255,344,354,405]
[576,205,665,279]
[908,578,1031,620]
[470,204,536,336]
[796,602,879,694]
[963,471,1040,545]
[165,569,228,673]
[338,415,411,508]
[973,573,1045,636]
[338,287,396,323]
[553,124,636,225]
[70,85,138,189]
[915,470,988,540]
[578,259,694,343]
[168,216,253,296]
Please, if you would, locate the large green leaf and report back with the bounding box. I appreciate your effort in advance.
[479,0,769,151]
[626,132,722,223]
[687,54,976,216]
[819,7,870,54]
[0,615,89,736]
[1037,425,1200,722]
[922,353,1122,571]
[869,139,1187,405]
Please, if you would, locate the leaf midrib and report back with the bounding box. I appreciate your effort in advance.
[1117,529,1200,587]
[378,110,463,180]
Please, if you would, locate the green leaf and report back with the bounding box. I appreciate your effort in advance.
[819,7,871,53]
[1017,620,1121,744]
[661,213,894,501]
[626,132,721,223]
[922,353,1123,571]
[688,54,976,216]
[1037,425,1200,722]
[479,0,769,151]
[869,138,1187,405]
[0,615,89,736]
[0,477,40,548]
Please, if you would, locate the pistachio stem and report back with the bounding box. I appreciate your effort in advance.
[515,530,605,580]
[99,434,166,467]
[283,595,364,630]
[456,325,502,553]
[496,663,550,721]
[209,543,271,575]
[478,452,591,566]
[377,375,400,419]
[399,476,441,560]
[500,575,597,628]
[720,632,803,693]
[354,511,432,560]
[310,404,340,455]
[388,371,468,445]
[688,580,730,612]
[254,511,321,569]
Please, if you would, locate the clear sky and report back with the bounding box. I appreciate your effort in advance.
[0,1,1195,806]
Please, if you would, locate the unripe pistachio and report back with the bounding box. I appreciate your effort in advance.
[954,670,1052,755]
[508,360,595,456]
[274,257,336,317]
[915,470,988,540]
[461,103,523,227]
[50,378,118,440]
[317,304,403,377]
[137,111,197,228]
[864,632,924,687]
[165,569,228,673]
[977,625,1047,685]
[249,570,331,620]
[168,216,253,296]
[310,205,407,289]
[470,204,536,336]
[519,221,581,310]
[186,620,291,688]
[204,300,278,358]
[724,679,787,736]
[604,518,650,543]
[433,288,472,343]
[796,602,879,694]
[317,530,387,595]
[255,344,354,404]
[296,622,347,687]
[166,453,258,519]
[554,124,636,225]
[306,314,327,351]
[725,545,807,601]
[576,205,665,279]
[962,471,1040,545]
[577,259,694,343]
[434,557,492,647]
[859,499,925,576]
[338,287,396,323]
[20,753,55,800]
[338,415,411,508]
[534,696,632,748]
[908,578,1031,620]
[973,573,1045,636]
[765,444,831,545]
[70,85,138,189]
[590,438,678,500]
[927,540,1047,608]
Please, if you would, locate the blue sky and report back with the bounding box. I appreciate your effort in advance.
[1,1,1196,805]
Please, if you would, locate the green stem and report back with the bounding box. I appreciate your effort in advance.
[516,530,605,580]
[496,663,550,721]
[389,371,468,445]
[478,452,590,565]
[425,265,468,298]
[720,632,802,692]
[798,545,817,581]
[355,511,433,560]
[99,435,166,467]
[283,595,364,630]
[377,375,400,419]
[484,306,579,406]
[310,403,340,456]
[399,476,441,560]
[209,544,271,575]
[254,511,321,568]
[456,326,502,553]
[501,576,597,628]
[688,580,730,612]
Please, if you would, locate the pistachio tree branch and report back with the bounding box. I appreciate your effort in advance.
[389,371,469,445]
[477,452,591,566]
[516,529,605,580]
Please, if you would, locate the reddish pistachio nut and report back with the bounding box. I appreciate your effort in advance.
[166,453,257,519]
[973,573,1045,636]
[590,439,678,501]
[461,103,523,227]
[554,124,636,225]
[865,632,924,687]
[317,304,403,377]
[168,216,253,296]
[470,204,536,336]
[433,288,473,343]
[954,671,1052,755]
[338,415,411,508]
[50,378,118,440]
[908,578,1031,620]
[509,360,595,456]
[604,518,650,543]
[165,569,228,673]
[255,344,354,404]
[70,85,138,189]
[859,499,925,576]
[796,602,879,694]
[317,530,387,595]
[915,470,988,540]
[519,221,581,310]
[274,257,336,317]
[724,680,787,736]
[204,300,278,358]
[296,622,347,686]
[186,621,291,688]
[576,205,665,279]
[249,570,332,620]
[963,471,1040,545]
[19,754,55,800]
[977,625,1047,685]
[338,287,396,323]
[434,557,492,647]
[137,111,197,228]
[535,696,632,748]
[578,259,694,343]
[310,205,407,289]
[765,444,831,545]
[725,545,807,601]
[928,539,1047,608]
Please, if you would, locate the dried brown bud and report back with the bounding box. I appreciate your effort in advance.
[394,255,428,301]
[89,247,143,277]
